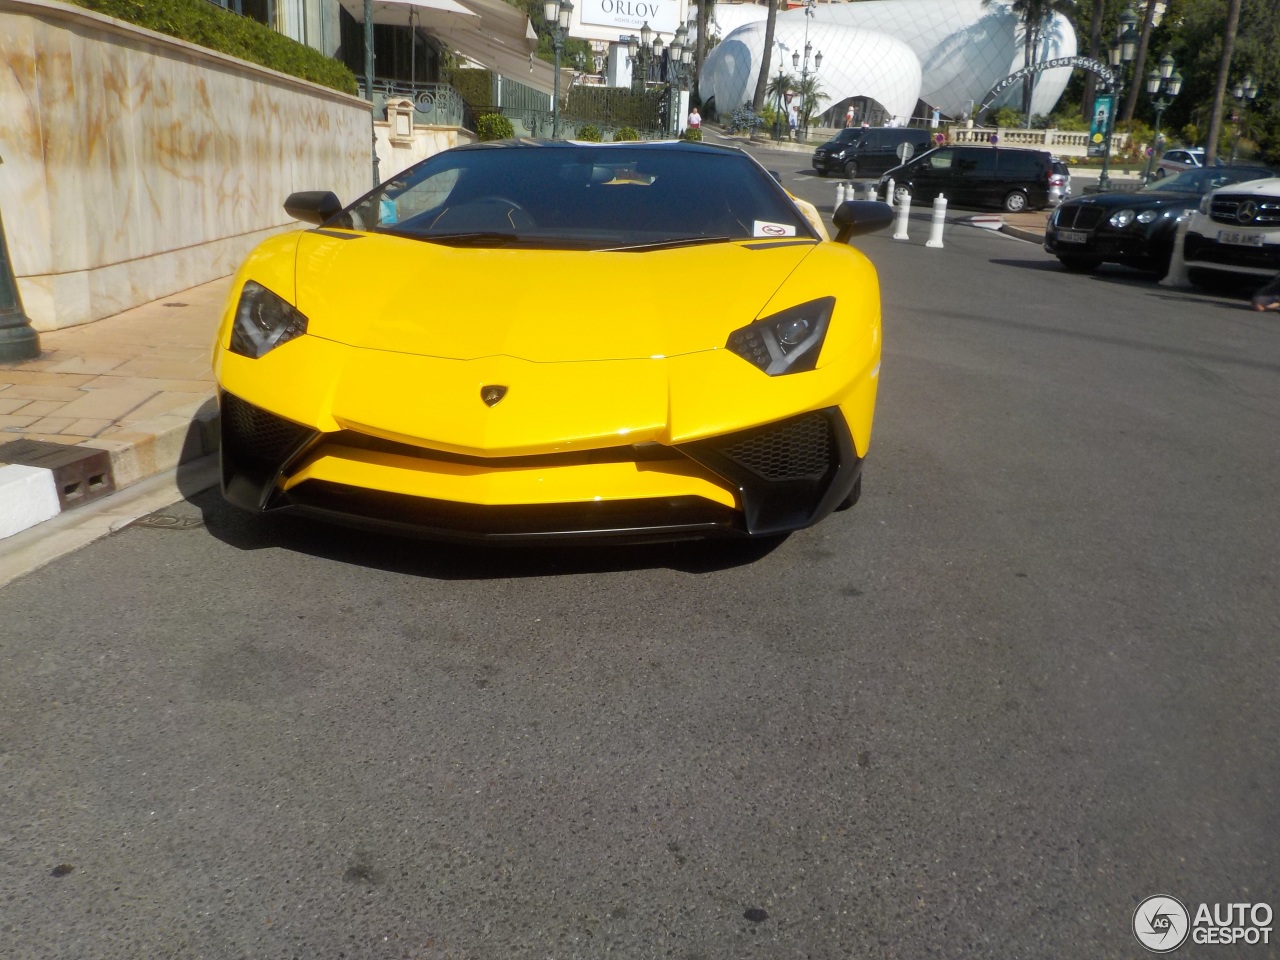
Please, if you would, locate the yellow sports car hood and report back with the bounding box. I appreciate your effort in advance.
[294,230,827,362]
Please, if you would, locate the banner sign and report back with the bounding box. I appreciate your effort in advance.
[1088,93,1115,158]
[578,0,681,35]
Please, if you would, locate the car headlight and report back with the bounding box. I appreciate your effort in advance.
[1109,209,1136,228]
[1136,209,1160,224]
[726,297,835,376]
[230,280,308,359]
[1198,194,1212,215]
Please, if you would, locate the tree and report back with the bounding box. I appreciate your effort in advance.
[1121,0,1160,122]
[1201,0,1241,164]
[751,0,781,113]
[983,0,1079,120]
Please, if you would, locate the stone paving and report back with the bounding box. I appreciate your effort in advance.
[0,278,227,487]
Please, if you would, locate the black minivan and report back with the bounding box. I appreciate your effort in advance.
[876,145,1054,212]
[812,127,934,179]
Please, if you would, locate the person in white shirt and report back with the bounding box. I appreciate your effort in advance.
[687,107,701,131]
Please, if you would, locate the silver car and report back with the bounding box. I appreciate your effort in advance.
[1048,158,1072,205]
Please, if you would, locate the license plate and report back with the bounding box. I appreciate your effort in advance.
[1058,230,1089,243]
[1217,229,1266,246]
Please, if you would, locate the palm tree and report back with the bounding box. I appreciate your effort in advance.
[984,0,1077,120]
[794,74,828,132]
[1121,0,1160,122]
[1203,0,1242,164]
[751,0,781,114]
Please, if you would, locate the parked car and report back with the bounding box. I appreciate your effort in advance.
[1048,157,1072,205]
[811,127,934,180]
[1154,147,1205,179]
[876,145,1055,212]
[1182,176,1280,287]
[213,140,897,543]
[1044,165,1274,274]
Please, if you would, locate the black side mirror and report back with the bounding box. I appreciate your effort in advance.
[768,170,782,183]
[832,200,895,243]
[284,191,343,225]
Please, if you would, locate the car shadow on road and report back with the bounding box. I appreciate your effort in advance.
[178,486,788,579]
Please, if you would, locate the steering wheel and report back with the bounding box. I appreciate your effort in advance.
[472,196,536,230]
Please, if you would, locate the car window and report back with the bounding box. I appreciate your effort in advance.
[925,149,954,170]
[955,150,996,175]
[342,145,814,248]
[999,152,1045,175]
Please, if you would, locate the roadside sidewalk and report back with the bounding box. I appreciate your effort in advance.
[0,278,228,540]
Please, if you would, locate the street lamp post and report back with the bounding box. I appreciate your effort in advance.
[666,23,695,137]
[772,55,787,142]
[1142,54,1182,182]
[790,0,822,142]
[626,22,662,95]
[1229,74,1259,162]
[1098,7,1138,193]
[543,0,574,139]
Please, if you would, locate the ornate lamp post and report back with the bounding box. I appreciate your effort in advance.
[1229,74,1259,162]
[666,24,695,136]
[1098,7,1138,193]
[0,211,39,362]
[1142,54,1182,182]
[626,22,662,95]
[542,0,574,138]
[790,43,822,142]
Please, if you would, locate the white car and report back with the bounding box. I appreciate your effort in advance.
[1155,148,1205,179]
[1182,176,1280,284]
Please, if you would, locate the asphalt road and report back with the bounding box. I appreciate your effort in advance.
[2,152,1278,959]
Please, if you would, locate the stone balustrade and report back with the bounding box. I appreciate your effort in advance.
[949,125,1131,159]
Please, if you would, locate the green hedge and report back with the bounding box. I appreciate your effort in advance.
[449,67,494,113]
[565,85,664,131]
[64,0,358,96]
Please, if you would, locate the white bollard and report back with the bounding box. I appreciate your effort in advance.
[892,191,911,240]
[1159,208,1195,287]
[864,182,877,201]
[835,181,846,212]
[925,193,947,248]
[886,178,896,207]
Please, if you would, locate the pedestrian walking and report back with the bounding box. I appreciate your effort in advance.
[687,106,701,131]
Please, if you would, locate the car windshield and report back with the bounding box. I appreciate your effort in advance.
[337,143,814,249]
[1139,167,1273,194]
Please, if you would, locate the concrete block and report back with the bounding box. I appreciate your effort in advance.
[0,464,62,539]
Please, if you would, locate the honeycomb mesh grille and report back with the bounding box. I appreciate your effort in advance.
[721,413,834,481]
[221,393,312,466]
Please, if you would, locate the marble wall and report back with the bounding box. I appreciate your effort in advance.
[0,0,374,330]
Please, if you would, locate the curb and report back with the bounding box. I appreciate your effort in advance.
[999,223,1047,244]
[0,395,218,540]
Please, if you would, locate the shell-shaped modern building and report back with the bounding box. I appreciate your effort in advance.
[699,0,1077,125]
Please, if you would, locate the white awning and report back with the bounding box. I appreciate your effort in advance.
[338,0,478,28]
[340,0,559,96]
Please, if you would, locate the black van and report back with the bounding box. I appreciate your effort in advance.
[876,145,1054,212]
[812,127,934,179]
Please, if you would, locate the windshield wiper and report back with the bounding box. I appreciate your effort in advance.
[601,236,736,253]
[423,231,523,247]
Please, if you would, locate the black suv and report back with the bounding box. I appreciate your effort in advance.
[877,145,1054,212]
[812,127,934,180]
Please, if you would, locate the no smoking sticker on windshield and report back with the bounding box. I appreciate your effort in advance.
[753,221,797,237]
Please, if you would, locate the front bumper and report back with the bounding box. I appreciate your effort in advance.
[812,154,843,174]
[1044,224,1171,267]
[219,392,863,543]
[1183,231,1280,279]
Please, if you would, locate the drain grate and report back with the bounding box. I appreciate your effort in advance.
[0,439,115,510]
[131,513,204,530]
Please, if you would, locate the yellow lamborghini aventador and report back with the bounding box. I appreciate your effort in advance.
[212,139,892,542]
